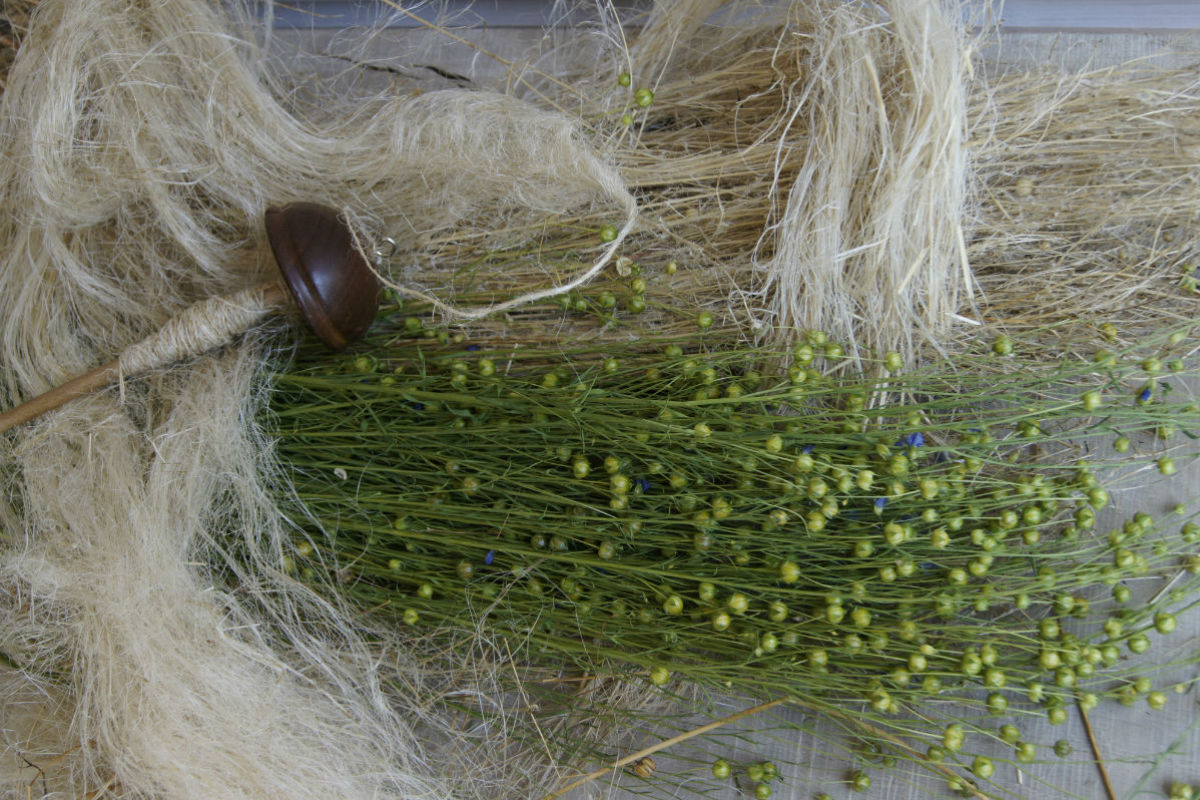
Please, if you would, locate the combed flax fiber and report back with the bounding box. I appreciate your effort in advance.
[2,0,1199,798]
[753,0,974,358]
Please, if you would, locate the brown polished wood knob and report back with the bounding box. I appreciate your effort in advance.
[266,202,382,351]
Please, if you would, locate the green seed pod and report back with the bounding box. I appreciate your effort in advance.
[719,591,746,615]
[1169,783,1195,800]
[792,453,815,473]
[942,723,965,752]
[1155,612,1178,634]
[768,600,788,623]
[807,477,828,500]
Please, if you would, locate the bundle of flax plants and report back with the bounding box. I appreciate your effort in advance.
[266,288,1200,798]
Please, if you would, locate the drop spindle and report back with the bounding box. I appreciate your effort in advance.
[0,202,381,434]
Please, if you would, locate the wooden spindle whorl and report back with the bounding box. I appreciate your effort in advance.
[266,202,381,351]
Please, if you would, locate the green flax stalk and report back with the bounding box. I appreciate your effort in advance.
[266,306,1200,798]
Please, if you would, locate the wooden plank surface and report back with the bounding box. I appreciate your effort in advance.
[271,1,1200,31]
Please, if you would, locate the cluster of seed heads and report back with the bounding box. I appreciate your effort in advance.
[271,316,1200,797]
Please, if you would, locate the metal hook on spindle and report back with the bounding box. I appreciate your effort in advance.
[0,202,382,435]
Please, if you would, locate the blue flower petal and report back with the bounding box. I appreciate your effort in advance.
[484,550,495,565]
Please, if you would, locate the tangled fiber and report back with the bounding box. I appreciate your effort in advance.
[0,0,1198,798]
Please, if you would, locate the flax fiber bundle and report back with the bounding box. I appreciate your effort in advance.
[0,0,1197,798]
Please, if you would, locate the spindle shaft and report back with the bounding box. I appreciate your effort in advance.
[0,283,289,434]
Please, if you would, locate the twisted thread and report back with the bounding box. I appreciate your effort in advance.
[119,286,281,377]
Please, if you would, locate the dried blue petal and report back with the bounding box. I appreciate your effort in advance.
[635,478,652,492]
[802,444,815,454]
[484,550,495,565]
[874,497,887,510]
[896,432,925,447]
[1138,386,1152,402]
[465,344,480,351]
